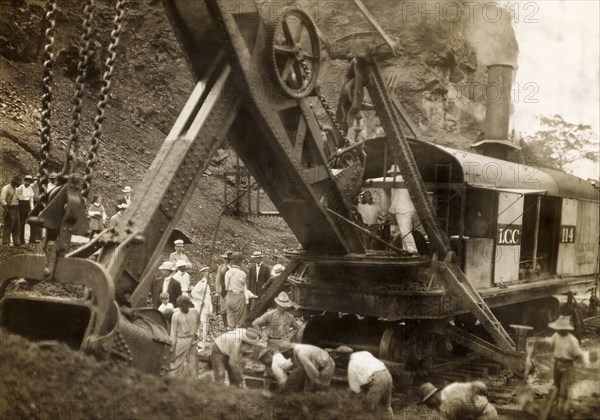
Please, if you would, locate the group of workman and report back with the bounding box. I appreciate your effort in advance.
[1,172,134,246]
[151,240,593,419]
[150,243,397,417]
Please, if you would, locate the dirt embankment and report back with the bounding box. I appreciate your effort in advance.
[0,329,375,420]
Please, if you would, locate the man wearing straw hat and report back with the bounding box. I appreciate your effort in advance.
[151,261,181,308]
[418,380,498,420]
[252,292,300,349]
[527,315,589,417]
[173,259,191,296]
[108,202,128,229]
[121,185,133,205]
[211,327,264,388]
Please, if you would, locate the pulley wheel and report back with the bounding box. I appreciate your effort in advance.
[266,7,321,99]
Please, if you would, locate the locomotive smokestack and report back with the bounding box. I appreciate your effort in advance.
[484,64,513,141]
[471,64,522,163]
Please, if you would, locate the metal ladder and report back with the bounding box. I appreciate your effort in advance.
[441,261,516,350]
[367,60,515,352]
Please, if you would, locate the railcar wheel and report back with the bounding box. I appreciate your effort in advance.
[266,7,321,99]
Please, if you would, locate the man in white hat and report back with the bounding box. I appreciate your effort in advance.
[152,261,181,308]
[173,259,191,296]
[261,263,286,292]
[252,292,300,348]
[169,239,191,267]
[211,327,264,388]
[527,315,588,417]
[121,186,132,205]
[386,163,420,254]
[16,174,34,245]
[108,202,128,229]
[191,266,213,348]
[419,381,497,420]
[247,251,271,297]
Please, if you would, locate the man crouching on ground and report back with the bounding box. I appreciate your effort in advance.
[211,327,263,388]
[279,342,335,391]
[419,380,498,420]
[333,346,394,419]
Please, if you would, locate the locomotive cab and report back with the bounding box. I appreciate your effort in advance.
[363,136,599,293]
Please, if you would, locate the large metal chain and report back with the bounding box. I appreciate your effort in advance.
[315,83,349,145]
[38,0,57,208]
[81,0,126,199]
[61,0,95,181]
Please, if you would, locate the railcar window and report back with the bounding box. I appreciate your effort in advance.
[464,188,495,238]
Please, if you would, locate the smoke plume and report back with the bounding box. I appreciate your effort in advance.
[464,2,519,67]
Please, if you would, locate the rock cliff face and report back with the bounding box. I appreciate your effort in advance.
[0,0,517,258]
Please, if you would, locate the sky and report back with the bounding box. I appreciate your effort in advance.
[509,0,599,179]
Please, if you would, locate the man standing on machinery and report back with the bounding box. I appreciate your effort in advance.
[387,164,419,254]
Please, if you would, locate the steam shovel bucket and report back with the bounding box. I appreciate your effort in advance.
[1,295,92,349]
[0,254,119,356]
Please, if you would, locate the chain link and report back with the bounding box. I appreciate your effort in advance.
[315,84,349,145]
[299,57,311,78]
[81,0,126,199]
[38,0,57,208]
[61,0,95,181]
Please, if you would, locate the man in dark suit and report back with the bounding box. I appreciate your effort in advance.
[152,261,182,308]
[247,251,271,296]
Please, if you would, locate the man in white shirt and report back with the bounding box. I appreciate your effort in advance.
[387,164,418,254]
[169,239,191,267]
[173,260,191,295]
[1,176,22,247]
[338,348,394,419]
[258,347,294,391]
[16,175,34,245]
